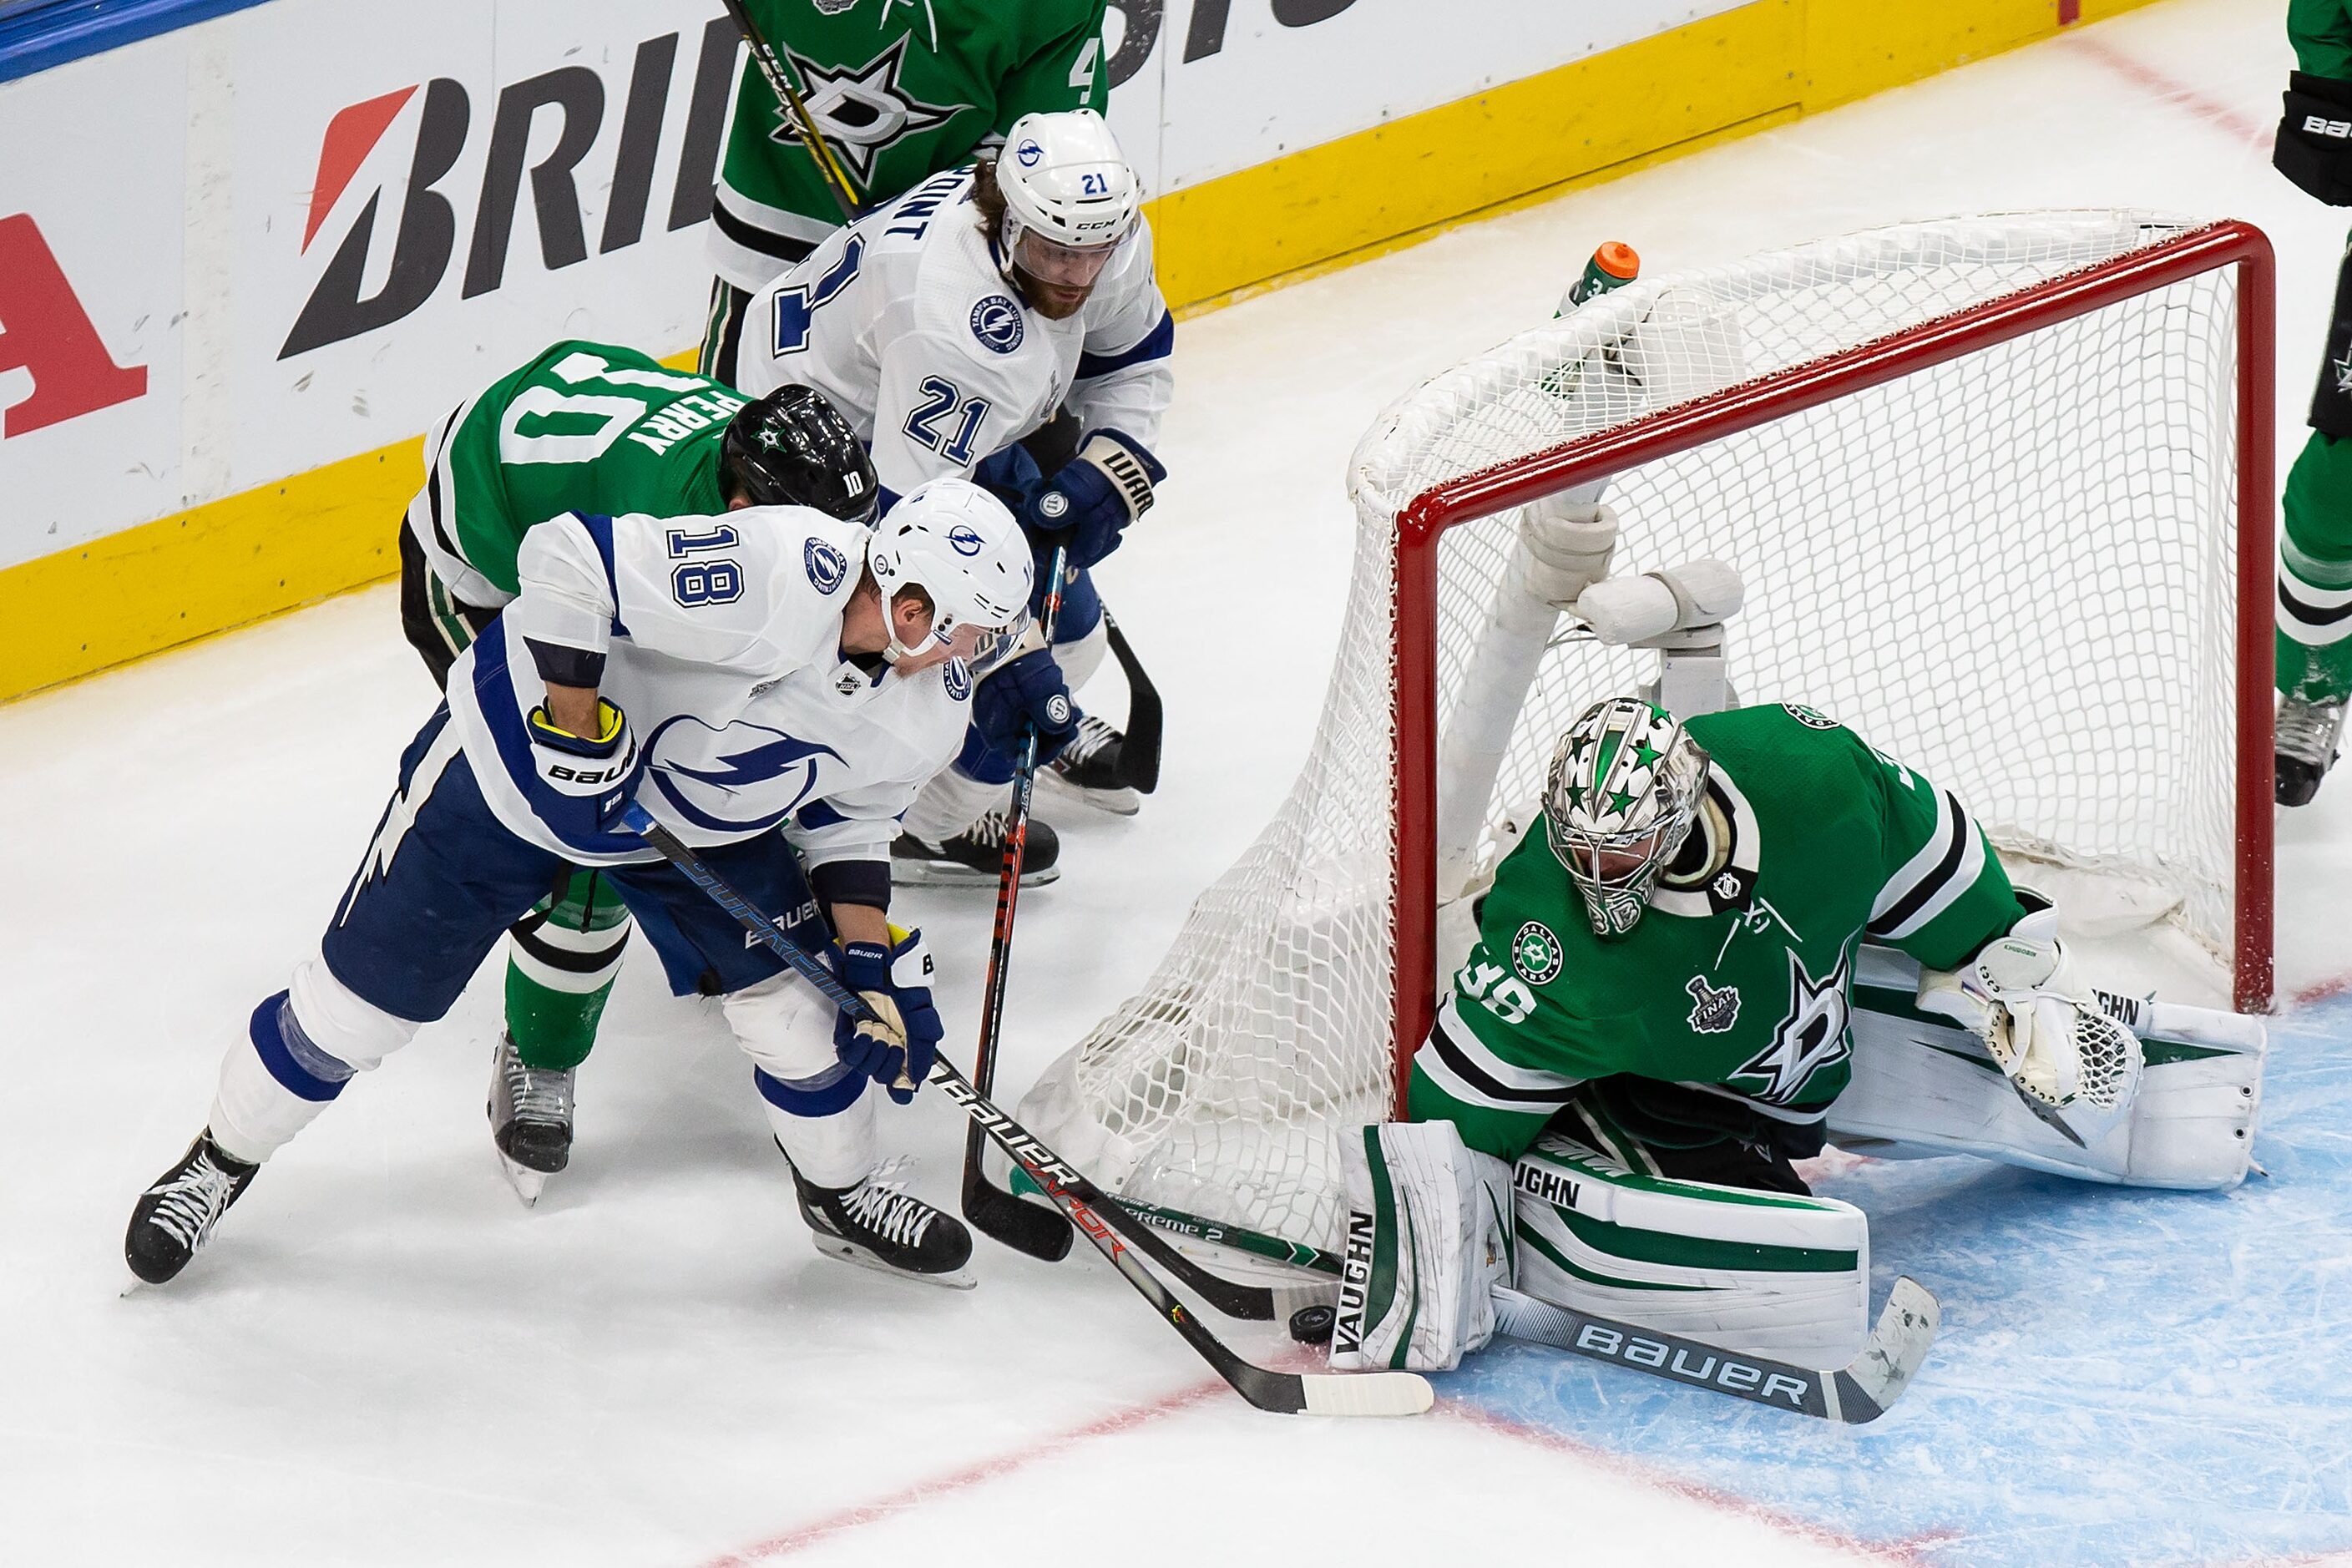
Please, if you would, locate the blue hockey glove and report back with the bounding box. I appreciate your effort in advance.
[832,928,943,1105]
[525,697,644,855]
[972,649,1080,766]
[1021,428,1166,571]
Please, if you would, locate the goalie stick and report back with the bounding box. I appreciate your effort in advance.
[961,546,1081,1262]
[620,803,1430,1418]
[1492,1278,1940,1424]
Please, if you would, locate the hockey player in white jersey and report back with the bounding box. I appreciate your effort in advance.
[125,479,1035,1291]
[736,107,1174,883]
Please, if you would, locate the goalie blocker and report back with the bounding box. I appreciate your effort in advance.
[1335,942,2264,1375]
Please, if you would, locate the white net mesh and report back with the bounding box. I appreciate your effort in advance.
[1018,211,2249,1252]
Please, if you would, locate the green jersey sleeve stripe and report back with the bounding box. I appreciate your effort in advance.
[1417,1000,1586,1110]
[1868,787,1987,940]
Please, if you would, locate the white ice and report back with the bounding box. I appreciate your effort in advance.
[4,1,2347,1562]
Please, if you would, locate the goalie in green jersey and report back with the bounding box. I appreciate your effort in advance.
[397,339,878,1201]
[1331,695,2266,1376]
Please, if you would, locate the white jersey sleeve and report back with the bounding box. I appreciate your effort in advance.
[1066,221,1175,450]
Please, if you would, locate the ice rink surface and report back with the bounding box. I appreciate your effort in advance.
[5,0,2351,1562]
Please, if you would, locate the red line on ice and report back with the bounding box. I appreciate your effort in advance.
[695,1378,1225,1565]
[2066,33,2270,151]
[1442,1401,1946,1565]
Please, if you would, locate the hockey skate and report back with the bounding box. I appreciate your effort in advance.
[488,1034,574,1206]
[785,1150,975,1288]
[125,1130,257,1284]
[891,812,1060,888]
[2277,690,2347,807]
[1038,716,1140,816]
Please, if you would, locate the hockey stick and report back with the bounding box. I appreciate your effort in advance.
[1101,610,1161,795]
[619,803,1429,1416]
[1491,1278,1940,1424]
[716,0,865,224]
[961,545,1080,1262]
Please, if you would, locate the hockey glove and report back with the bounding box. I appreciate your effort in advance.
[526,698,644,856]
[1022,429,1166,571]
[2277,71,2352,204]
[832,927,943,1105]
[972,649,1080,766]
[1917,907,2144,1143]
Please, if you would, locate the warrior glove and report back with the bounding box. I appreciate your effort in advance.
[1023,428,1165,571]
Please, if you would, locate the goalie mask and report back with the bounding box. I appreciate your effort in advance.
[1542,697,1712,940]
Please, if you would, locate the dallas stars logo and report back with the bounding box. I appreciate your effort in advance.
[1510,921,1564,986]
[1727,948,1854,1104]
[2333,342,2352,397]
[771,37,968,185]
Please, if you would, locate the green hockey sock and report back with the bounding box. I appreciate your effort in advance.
[503,867,631,1073]
[2279,431,2352,701]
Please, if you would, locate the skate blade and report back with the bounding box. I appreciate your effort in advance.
[498,1154,548,1208]
[810,1234,978,1290]
[890,859,1060,889]
[1036,769,1141,817]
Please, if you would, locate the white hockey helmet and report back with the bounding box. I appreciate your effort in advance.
[866,478,1034,661]
[994,109,1140,289]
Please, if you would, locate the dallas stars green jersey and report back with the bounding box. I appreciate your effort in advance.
[708,0,1109,290]
[2293,0,2352,80]
[405,341,746,606]
[1408,704,2026,1163]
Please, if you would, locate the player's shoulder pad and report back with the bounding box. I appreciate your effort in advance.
[920,224,1034,357]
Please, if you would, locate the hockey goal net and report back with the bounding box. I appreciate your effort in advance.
[1019,212,2275,1256]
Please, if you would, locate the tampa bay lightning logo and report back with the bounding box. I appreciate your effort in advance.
[946,524,984,556]
[1014,139,1043,168]
[804,537,848,593]
[970,295,1024,355]
[645,717,842,836]
[943,657,972,701]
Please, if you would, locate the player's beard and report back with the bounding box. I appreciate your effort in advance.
[1018,268,1092,321]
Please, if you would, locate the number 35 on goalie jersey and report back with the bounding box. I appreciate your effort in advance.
[1411,704,2030,1163]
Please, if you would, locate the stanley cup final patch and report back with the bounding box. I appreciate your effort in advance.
[1686,974,1740,1034]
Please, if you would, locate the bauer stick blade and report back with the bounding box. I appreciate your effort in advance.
[1491,1276,1940,1424]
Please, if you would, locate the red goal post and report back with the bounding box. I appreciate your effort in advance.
[1390,218,2277,1111]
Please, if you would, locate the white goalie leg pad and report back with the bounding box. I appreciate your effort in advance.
[900,761,1011,844]
[1831,946,2263,1190]
[1510,1130,1869,1368]
[726,970,878,1188]
[1330,1121,1515,1373]
[211,958,422,1164]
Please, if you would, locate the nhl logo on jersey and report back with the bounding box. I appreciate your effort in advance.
[1685,974,1740,1034]
[1782,704,1839,730]
[971,296,1025,355]
[1510,921,1564,986]
[804,538,849,593]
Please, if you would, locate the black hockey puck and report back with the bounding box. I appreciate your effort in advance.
[1288,1303,1336,1345]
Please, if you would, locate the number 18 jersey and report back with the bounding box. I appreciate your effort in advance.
[403,341,750,609]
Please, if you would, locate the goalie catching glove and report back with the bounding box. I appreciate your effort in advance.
[832,927,943,1104]
[1328,1121,1515,1373]
[1916,906,2143,1144]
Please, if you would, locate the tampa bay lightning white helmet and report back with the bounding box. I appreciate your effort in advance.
[866,478,1034,661]
[994,109,1139,293]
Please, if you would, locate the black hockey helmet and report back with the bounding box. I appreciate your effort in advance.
[721,384,878,524]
